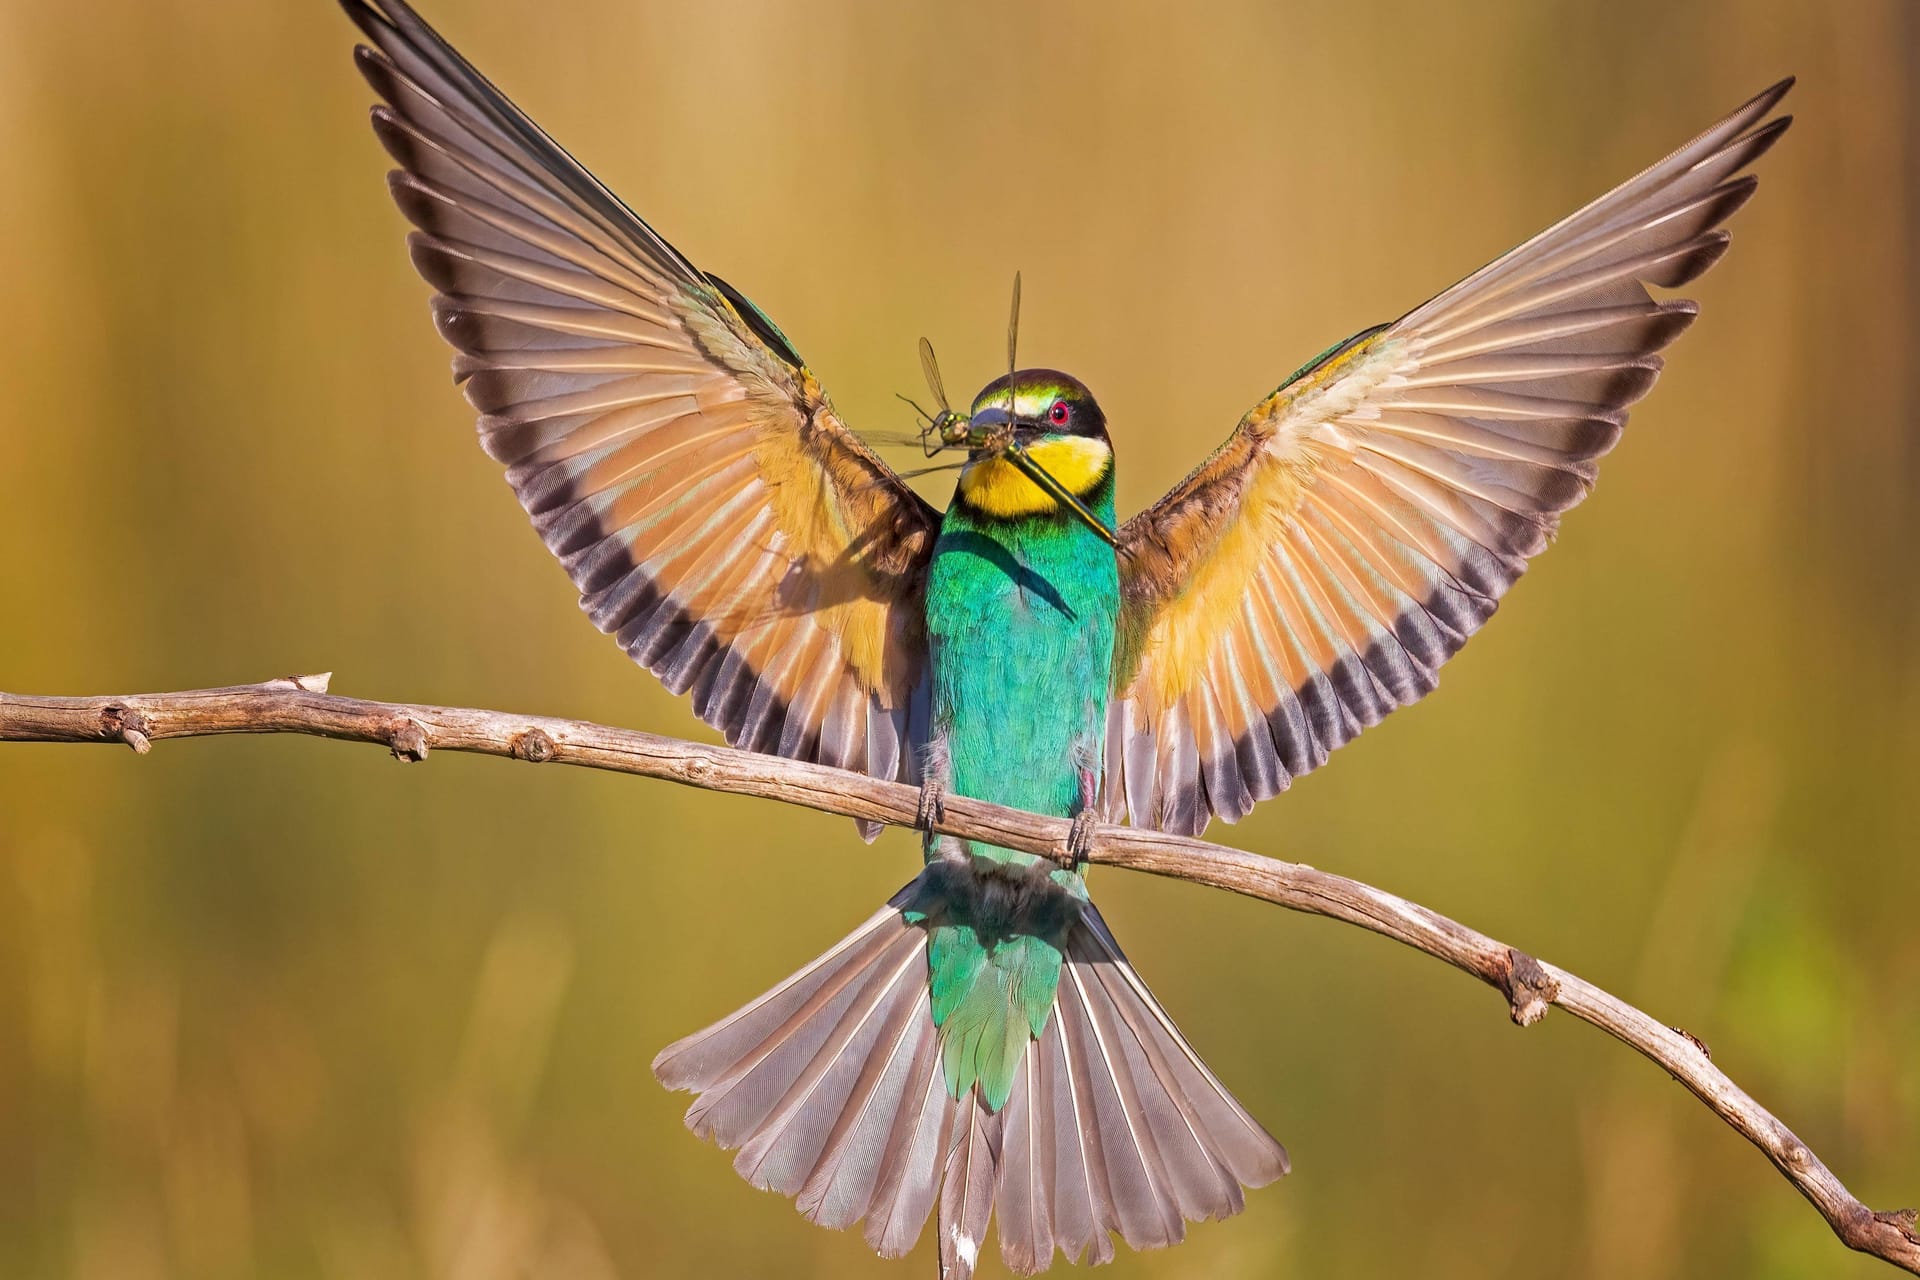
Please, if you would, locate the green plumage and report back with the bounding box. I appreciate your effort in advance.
[919,460,1118,1110]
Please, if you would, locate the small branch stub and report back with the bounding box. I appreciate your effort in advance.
[100,704,152,754]
[386,718,429,762]
[1501,947,1559,1027]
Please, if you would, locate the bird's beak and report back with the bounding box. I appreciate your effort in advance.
[963,406,1013,441]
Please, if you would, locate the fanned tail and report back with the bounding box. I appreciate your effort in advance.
[990,901,1290,1273]
[652,879,949,1257]
[653,879,1288,1274]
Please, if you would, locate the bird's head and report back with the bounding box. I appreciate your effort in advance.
[955,370,1113,537]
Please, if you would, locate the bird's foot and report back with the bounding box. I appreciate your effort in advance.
[915,777,946,834]
[1060,810,1100,870]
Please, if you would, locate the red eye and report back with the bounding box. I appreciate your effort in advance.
[1047,400,1071,427]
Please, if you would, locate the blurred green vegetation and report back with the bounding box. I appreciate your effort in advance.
[1,1,1915,1277]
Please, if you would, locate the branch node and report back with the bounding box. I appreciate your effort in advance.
[99,705,152,754]
[1501,947,1559,1026]
[510,727,555,763]
[1875,1207,1920,1240]
[386,718,429,762]
[277,672,332,693]
[1840,1205,1920,1253]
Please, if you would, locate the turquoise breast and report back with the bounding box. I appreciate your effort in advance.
[923,479,1120,868]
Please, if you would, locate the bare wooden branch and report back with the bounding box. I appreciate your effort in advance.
[4,676,1916,1272]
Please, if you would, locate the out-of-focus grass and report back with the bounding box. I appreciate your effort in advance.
[0,2,1913,1277]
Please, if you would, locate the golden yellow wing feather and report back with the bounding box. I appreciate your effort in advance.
[1109,79,1793,836]
[345,0,937,809]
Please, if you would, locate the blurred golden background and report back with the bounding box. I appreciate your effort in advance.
[2,1,1915,1277]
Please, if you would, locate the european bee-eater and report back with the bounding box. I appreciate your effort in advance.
[337,2,1790,1272]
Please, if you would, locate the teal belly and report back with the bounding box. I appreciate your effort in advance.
[917,493,1118,1109]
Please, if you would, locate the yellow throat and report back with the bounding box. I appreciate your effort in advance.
[959,436,1111,519]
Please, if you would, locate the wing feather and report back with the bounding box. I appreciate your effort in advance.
[343,0,936,815]
[1111,79,1791,833]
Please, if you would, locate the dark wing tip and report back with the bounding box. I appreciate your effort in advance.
[337,0,396,47]
[1717,76,1794,136]
[351,42,389,84]
[1737,114,1795,165]
[1752,75,1796,114]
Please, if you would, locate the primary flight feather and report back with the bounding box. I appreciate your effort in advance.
[335,1,1790,1271]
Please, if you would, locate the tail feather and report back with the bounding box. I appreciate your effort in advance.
[992,1047,1056,1273]
[864,1031,954,1258]
[1033,1006,1112,1266]
[796,952,933,1228]
[654,893,908,1099]
[937,1095,1002,1279]
[1056,954,1185,1249]
[653,877,1288,1274]
[1072,933,1238,1228]
[1077,905,1290,1191]
[735,939,926,1195]
[677,916,901,1156]
[986,902,1289,1273]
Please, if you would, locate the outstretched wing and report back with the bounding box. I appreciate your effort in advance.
[342,0,938,808]
[1108,79,1792,836]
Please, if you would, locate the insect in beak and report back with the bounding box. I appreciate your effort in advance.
[935,409,972,451]
[901,339,982,457]
[905,278,1117,546]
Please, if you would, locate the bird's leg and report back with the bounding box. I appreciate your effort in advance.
[915,775,946,834]
[915,734,951,841]
[1062,811,1100,869]
[1061,767,1101,869]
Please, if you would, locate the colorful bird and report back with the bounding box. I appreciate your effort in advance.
[337,2,1790,1273]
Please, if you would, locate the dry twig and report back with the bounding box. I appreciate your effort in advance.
[4,676,1915,1272]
